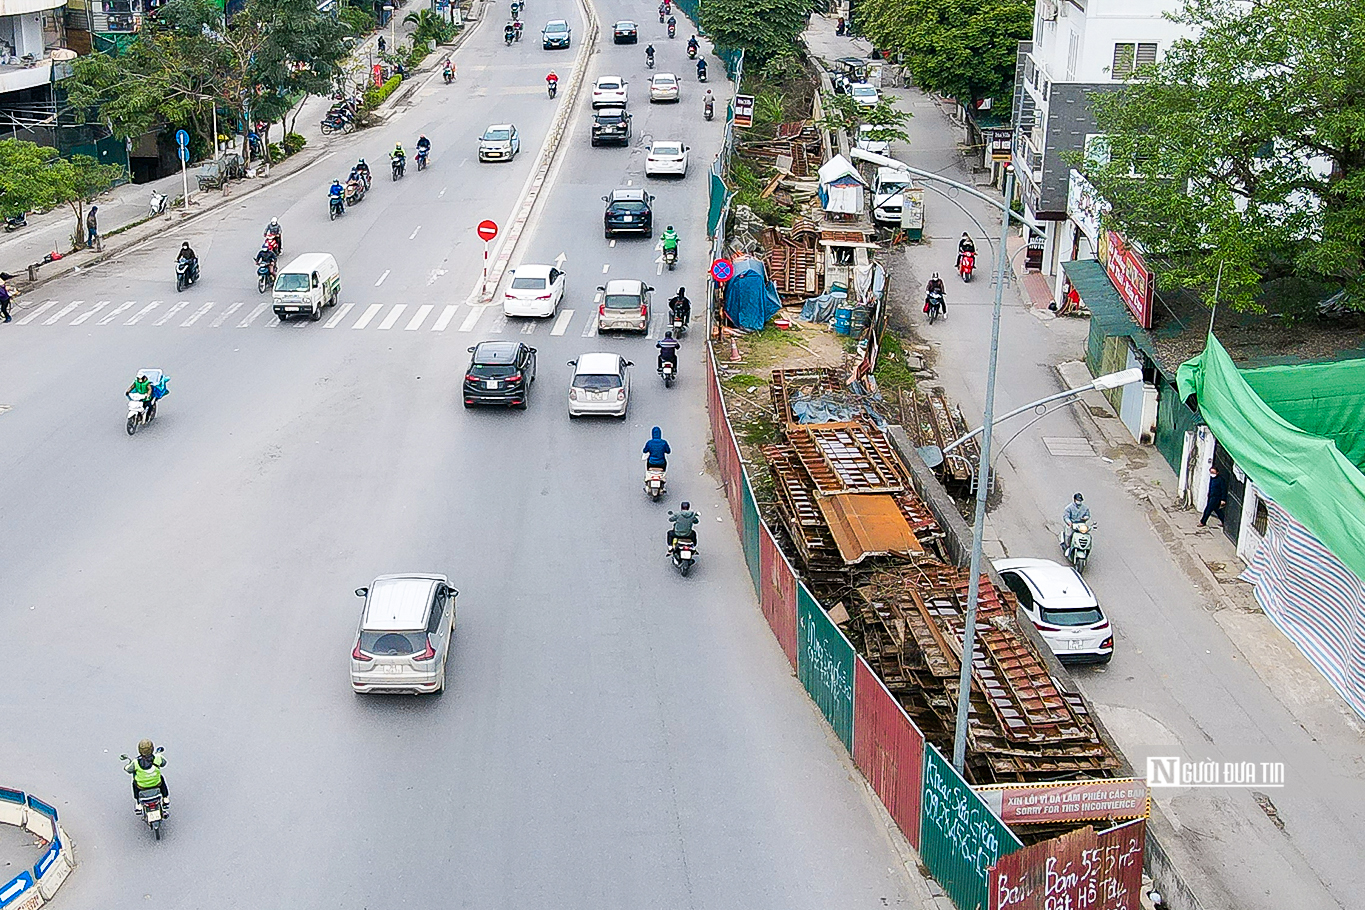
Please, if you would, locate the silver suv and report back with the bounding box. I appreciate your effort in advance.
[350,574,458,694]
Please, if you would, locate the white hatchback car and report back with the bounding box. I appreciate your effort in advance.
[993,558,1113,664]
[592,76,628,108]
[856,124,890,156]
[503,264,565,317]
[649,73,680,103]
[849,82,880,107]
[645,141,689,177]
[350,574,458,694]
[567,352,632,419]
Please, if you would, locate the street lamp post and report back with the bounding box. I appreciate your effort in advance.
[385,5,396,50]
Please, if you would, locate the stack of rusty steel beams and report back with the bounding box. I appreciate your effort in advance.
[899,387,981,498]
[851,563,1122,784]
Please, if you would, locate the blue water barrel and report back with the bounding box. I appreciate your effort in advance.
[833,307,852,335]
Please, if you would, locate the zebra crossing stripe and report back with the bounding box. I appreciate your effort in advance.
[98,302,135,325]
[181,302,214,326]
[154,302,189,326]
[377,304,407,330]
[352,303,383,329]
[125,302,160,325]
[458,305,484,332]
[16,301,57,325]
[324,303,354,328]
[43,301,81,325]
[71,301,110,325]
[405,304,433,330]
[211,302,244,327]
[550,309,573,336]
[431,305,458,331]
[581,312,599,336]
[238,303,268,327]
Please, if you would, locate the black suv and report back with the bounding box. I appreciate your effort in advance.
[591,106,632,147]
[463,341,537,409]
[612,21,638,43]
[602,189,654,238]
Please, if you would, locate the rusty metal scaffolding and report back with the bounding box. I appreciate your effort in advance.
[851,563,1121,783]
[900,387,981,496]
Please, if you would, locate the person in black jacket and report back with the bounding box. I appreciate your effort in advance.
[1200,466,1227,527]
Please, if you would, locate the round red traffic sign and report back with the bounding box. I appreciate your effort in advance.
[477,219,499,242]
[710,258,733,282]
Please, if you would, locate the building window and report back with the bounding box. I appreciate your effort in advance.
[1066,31,1079,81]
[1253,496,1269,537]
[1112,42,1158,79]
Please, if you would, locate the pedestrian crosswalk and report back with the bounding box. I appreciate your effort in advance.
[5,299,674,338]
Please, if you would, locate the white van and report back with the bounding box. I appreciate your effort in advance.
[872,166,913,226]
[272,252,340,321]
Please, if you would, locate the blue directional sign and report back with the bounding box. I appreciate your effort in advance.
[178,147,190,162]
[175,129,190,148]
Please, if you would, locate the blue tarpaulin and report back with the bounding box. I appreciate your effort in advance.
[723,258,781,330]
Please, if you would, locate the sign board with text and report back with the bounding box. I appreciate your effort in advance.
[733,94,754,129]
[988,818,1146,910]
[1099,229,1155,328]
[988,128,1013,163]
[975,778,1149,825]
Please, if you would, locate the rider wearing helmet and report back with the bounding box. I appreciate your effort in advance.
[669,287,691,326]
[657,329,681,372]
[1062,493,1091,549]
[123,739,168,810]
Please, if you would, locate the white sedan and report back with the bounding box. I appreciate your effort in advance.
[849,82,880,107]
[649,73,680,103]
[502,264,565,317]
[993,557,1114,664]
[592,76,628,108]
[645,141,689,177]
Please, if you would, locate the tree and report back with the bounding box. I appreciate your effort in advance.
[1085,0,1365,312]
[404,8,456,47]
[819,92,911,147]
[700,0,812,66]
[0,139,124,247]
[857,0,1031,107]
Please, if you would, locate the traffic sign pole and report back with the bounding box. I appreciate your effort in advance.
[176,129,191,209]
[477,219,499,299]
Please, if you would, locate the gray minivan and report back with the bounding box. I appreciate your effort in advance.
[350,574,458,694]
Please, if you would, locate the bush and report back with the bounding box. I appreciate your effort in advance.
[282,132,306,156]
[267,142,283,162]
[362,74,404,110]
[406,38,432,68]
[338,4,375,36]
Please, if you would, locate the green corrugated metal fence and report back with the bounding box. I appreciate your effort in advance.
[920,746,1022,910]
[741,473,761,590]
[1154,370,1199,473]
[797,584,854,750]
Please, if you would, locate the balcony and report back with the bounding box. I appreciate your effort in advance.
[0,54,54,94]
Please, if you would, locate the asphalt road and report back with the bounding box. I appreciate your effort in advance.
[0,3,921,908]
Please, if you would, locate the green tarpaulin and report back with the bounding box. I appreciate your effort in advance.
[1177,335,1365,583]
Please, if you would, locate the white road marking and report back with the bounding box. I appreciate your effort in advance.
[432,304,458,331]
[520,319,537,334]
[489,314,509,334]
[211,302,244,327]
[609,240,616,248]
[238,302,268,327]
[154,301,188,326]
[43,301,81,325]
[439,186,448,197]
[550,309,573,335]
[126,301,160,325]
[71,300,110,325]
[377,304,407,329]
[647,311,666,338]
[324,302,354,327]
[458,305,485,332]
[656,259,664,275]
[427,268,446,286]
[98,301,135,325]
[409,225,422,240]
[594,291,603,303]
[181,302,214,326]
[352,303,384,329]
[581,312,599,336]
[405,304,433,330]
[16,300,57,325]
[602,263,610,273]
[375,269,390,286]
[554,252,567,267]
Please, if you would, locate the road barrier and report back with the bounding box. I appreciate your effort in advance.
[0,788,76,910]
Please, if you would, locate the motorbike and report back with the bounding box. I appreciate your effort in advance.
[391,157,405,180]
[1064,520,1094,574]
[703,97,714,120]
[668,22,676,38]
[120,749,167,838]
[505,30,515,46]
[548,80,558,99]
[416,148,429,171]
[514,22,522,41]
[175,258,198,293]
[344,180,365,206]
[329,195,345,219]
[443,67,454,85]
[257,262,275,293]
[355,168,371,191]
[669,537,697,576]
[644,467,667,501]
[959,250,975,282]
[264,228,282,254]
[4,213,28,232]
[646,52,655,70]
[688,44,698,60]
[697,64,708,82]
[663,246,677,271]
[320,115,355,135]
[671,312,687,337]
[125,393,155,436]
[659,359,677,387]
[149,189,168,217]
[926,289,945,324]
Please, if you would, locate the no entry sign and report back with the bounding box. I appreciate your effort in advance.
[477,219,499,241]
[710,258,733,282]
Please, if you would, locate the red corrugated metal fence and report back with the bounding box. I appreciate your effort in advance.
[854,657,925,849]
[759,524,799,665]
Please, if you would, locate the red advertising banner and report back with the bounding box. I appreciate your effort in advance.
[759,526,798,665]
[853,658,925,849]
[1099,230,1155,328]
[989,819,1146,910]
[975,779,1149,825]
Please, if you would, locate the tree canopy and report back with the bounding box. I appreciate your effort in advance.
[1085,0,1365,312]
[0,139,124,245]
[700,0,812,66]
[857,0,1032,107]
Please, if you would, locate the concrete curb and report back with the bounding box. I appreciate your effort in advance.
[471,0,599,302]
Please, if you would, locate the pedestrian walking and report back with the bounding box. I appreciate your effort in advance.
[1199,466,1228,527]
[0,276,13,323]
[86,206,100,251]
[378,35,386,53]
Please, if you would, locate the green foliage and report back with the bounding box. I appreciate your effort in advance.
[1085,0,1365,311]
[872,329,917,393]
[0,140,124,245]
[404,8,456,46]
[362,74,404,110]
[282,132,307,155]
[338,3,376,36]
[730,157,792,226]
[700,0,811,65]
[819,91,910,144]
[753,91,785,129]
[858,0,1031,106]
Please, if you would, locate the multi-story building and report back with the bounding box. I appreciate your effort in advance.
[0,0,68,100]
[1011,0,1190,293]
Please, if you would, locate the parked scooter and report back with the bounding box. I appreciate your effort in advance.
[644,467,667,501]
[4,213,28,232]
[149,189,168,217]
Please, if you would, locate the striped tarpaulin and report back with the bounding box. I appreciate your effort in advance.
[1242,499,1365,718]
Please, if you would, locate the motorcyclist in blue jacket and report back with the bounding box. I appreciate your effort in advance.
[642,426,671,470]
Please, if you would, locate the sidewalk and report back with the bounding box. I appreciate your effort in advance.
[804,12,1363,910]
[0,0,439,291]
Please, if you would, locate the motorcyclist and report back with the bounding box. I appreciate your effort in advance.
[696,58,708,80]
[669,287,691,326]
[657,330,681,373]
[391,144,406,176]
[443,58,454,81]
[687,34,699,56]
[416,135,431,166]
[1061,492,1091,550]
[355,158,371,188]
[667,501,699,550]
[329,179,345,209]
[645,44,656,66]
[957,233,976,270]
[123,739,168,811]
[925,272,945,313]
[504,22,516,43]
[514,19,523,39]
[264,216,282,248]
[703,89,714,118]
[658,2,666,22]
[255,243,278,280]
[643,426,671,471]
[661,225,679,257]
[126,371,154,417]
[667,15,677,35]
[546,70,559,90]
[176,242,198,280]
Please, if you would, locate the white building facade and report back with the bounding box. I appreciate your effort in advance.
[0,0,66,95]
[1011,0,1192,298]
